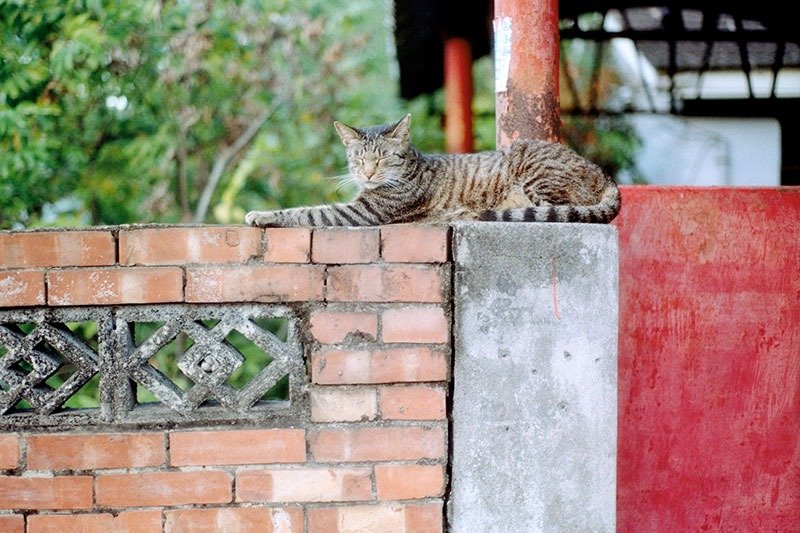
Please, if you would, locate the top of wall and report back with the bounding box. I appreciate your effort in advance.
[0,225,451,308]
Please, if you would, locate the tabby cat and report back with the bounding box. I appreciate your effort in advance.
[245,114,620,227]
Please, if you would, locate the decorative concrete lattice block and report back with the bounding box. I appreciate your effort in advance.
[0,308,108,416]
[0,305,307,429]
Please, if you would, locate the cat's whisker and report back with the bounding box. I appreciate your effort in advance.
[326,173,364,194]
[330,173,355,183]
[333,178,361,194]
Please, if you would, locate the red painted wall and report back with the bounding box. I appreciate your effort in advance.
[614,187,800,532]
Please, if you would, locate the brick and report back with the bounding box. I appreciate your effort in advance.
[308,504,441,533]
[307,508,339,533]
[185,265,324,303]
[27,510,162,533]
[376,464,445,500]
[310,387,377,422]
[0,476,93,510]
[405,503,445,532]
[381,225,449,263]
[165,507,303,533]
[96,471,232,507]
[170,428,305,466]
[119,226,260,265]
[380,385,447,420]
[47,267,182,305]
[264,228,311,263]
[312,228,380,264]
[336,505,404,532]
[0,515,23,533]
[327,265,445,303]
[309,426,446,462]
[311,347,448,385]
[382,307,449,343]
[0,231,115,268]
[27,433,164,471]
[309,310,378,344]
[0,270,45,307]
[237,467,372,503]
[0,434,20,469]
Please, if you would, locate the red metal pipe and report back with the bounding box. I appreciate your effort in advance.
[494,0,561,146]
[444,37,474,153]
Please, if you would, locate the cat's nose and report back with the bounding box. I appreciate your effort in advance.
[363,166,376,179]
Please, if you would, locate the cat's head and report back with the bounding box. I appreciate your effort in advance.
[333,114,412,190]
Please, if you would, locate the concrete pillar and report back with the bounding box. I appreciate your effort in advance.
[448,222,618,532]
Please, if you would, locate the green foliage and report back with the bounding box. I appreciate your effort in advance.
[558,35,644,181]
[1,0,400,228]
[562,115,643,180]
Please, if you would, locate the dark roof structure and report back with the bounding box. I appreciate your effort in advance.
[584,8,798,72]
[393,1,799,105]
[559,2,799,111]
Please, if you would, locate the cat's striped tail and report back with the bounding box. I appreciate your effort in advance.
[478,182,621,223]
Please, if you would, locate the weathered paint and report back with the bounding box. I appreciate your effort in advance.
[614,186,800,532]
[494,0,560,145]
[444,37,474,154]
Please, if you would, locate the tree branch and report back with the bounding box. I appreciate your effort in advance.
[176,128,191,221]
[193,102,282,223]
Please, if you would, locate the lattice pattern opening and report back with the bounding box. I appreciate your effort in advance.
[0,305,306,429]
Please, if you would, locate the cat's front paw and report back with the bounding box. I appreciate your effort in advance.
[245,210,278,227]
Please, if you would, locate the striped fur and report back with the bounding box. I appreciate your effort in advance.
[245,115,621,227]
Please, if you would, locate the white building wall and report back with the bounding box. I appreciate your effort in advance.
[627,115,781,186]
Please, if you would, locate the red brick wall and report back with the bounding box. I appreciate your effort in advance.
[0,225,450,532]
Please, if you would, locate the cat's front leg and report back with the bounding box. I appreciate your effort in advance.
[245,207,317,227]
[245,203,384,227]
[245,210,281,227]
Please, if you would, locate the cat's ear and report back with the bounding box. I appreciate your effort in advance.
[387,114,411,142]
[333,121,362,145]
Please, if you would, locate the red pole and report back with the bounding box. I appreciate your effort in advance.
[444,37,474,153]
[494,0,560,147]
